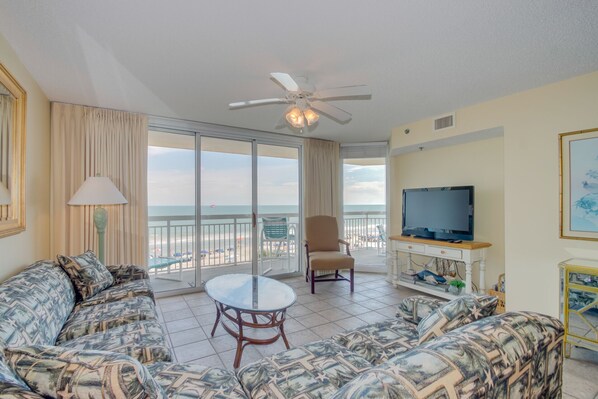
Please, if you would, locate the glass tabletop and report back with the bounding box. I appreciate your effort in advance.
[204,274,297,312]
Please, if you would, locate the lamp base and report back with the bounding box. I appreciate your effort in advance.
[93,206,108,265]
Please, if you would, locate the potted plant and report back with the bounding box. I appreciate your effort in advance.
[449,279,465,295]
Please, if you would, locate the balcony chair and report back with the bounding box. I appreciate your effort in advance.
[304,215,354,294]
[260,216,295,275]
[377,224,387,255]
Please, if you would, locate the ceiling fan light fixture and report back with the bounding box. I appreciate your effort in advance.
[285,107,304,128]
[303,108,319,126]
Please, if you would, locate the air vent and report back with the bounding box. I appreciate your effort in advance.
[434,113,455,131]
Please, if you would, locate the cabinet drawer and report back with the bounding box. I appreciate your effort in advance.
[397,242,426,254]
[427,246,462,259]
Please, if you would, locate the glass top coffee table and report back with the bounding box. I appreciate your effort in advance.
[205,274,297,368]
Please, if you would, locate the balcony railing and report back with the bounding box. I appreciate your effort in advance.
[148,211,385,274]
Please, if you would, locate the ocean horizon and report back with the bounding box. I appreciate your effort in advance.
[149,204,385,217]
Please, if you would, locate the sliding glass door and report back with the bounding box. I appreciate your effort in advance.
[148,126,302,294]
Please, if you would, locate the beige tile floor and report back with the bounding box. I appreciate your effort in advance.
[155,272,598,398]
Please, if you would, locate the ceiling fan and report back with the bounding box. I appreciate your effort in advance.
[229,73,371,131]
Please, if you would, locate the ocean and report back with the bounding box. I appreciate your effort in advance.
[149,204,385,217]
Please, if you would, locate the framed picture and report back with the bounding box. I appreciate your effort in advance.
[560,127,598,240]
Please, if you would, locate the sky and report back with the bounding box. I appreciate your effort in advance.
[148,146,385,207]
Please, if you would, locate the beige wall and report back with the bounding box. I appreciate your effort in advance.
[390,137,505,290]
[0,33,51,281]
[390,71,598,317]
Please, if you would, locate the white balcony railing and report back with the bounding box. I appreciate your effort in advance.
[148,211,385,274]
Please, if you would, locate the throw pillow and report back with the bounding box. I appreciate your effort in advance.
[417,294,498,344]
[57,250,114,301]
[4,345,164,399]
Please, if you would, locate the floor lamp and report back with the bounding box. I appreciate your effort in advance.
[68,176,127,265]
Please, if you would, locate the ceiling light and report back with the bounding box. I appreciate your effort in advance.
[285,107,304,128]
[303,109,319,126]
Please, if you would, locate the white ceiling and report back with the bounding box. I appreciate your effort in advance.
[1,1,597,142]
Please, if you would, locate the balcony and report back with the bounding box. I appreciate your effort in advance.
[148,211,386,293]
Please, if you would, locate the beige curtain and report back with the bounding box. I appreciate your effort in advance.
[303,138,341,219]
[51,103,148,265]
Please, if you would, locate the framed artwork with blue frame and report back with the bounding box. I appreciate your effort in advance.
[560,127,598,240]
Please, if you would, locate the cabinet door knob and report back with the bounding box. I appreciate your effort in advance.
[408,245,412,249]
[440,250,446,254]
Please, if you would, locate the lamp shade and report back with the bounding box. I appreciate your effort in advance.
[0,183,10,205]
[68,176,127,206]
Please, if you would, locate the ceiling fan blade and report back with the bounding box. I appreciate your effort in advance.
[310,100,352,123]
[270,72,300,92]
[229,98,288,109]
[313,85,371,100]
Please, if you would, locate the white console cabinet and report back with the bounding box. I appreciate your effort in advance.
[390,236,491,300]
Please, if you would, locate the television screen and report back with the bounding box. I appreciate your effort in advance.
[402,186,474,241]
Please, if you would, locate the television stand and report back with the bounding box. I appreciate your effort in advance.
[389,236,492,299]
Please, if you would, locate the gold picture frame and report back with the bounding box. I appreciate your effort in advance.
[0,63,26,238]
[560,127,598,241]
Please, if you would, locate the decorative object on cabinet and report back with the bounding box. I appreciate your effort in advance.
[488,273,506,313]
[560,127,598,241]
[558,258,597,357]
[389,235,491,300]
[0,63,26,238]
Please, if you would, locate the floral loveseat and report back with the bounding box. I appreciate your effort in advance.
[0,258,564,399]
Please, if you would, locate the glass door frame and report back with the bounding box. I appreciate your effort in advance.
[149,116,303,295]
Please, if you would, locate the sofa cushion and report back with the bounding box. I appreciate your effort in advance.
[147,362,247,399]
[417,294,498,344]
[58,320,171,364]
[332,318,419,365]
[0,260,75,348]
[56,296,157,343]
[4,345,164,399]
[396,295,446,324]
[237,339,372,399]
[330,312,564,399]
[57,250,114,301]
[75,279,154,309]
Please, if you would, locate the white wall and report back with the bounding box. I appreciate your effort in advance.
[390,136,505,289]
[390,71,598,317]
[0,33,51,281]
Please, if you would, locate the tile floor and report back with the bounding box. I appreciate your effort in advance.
[155,272,598,399]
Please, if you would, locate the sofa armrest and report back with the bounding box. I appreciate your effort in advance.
[395,295,446,324]
[106,264,149,285]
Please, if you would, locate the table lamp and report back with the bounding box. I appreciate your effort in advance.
[68,176,127,264]
[0,183,10,205]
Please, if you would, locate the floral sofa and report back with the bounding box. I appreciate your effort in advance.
[0,259,564,399]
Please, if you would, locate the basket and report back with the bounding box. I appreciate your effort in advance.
[488,273,506,313]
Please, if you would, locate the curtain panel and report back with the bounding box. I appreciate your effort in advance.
[0,95,13,221]
[303,138,341,219]
[51,103,148,266]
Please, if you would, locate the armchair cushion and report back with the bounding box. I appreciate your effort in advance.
[417,294,498,344]
[308,251,354,271]
[57,250,114,301]
[4,345,164,399]
[305,215,341,252]
[106,264,149,285]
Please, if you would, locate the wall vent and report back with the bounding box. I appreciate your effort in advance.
[434,113,455,131]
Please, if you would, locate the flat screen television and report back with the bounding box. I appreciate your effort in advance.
[402,186,474,241]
